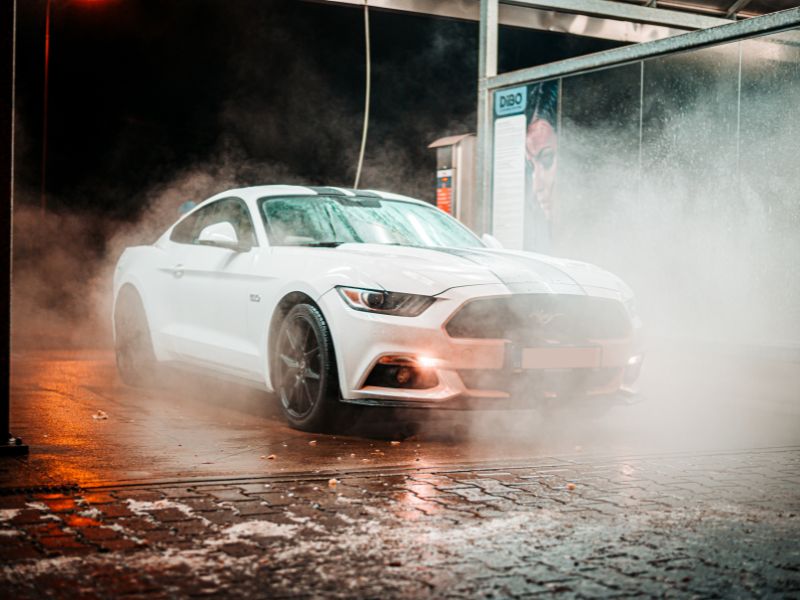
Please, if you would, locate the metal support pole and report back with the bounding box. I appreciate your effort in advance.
[503,0,728,30]
[1,0,27,455]
[476,0,497,235]
[40,0,50,214]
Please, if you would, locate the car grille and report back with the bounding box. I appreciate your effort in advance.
[445,294,631,343]
[458,367,622,398]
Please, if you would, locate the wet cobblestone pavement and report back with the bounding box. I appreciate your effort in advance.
[2,446,799,598]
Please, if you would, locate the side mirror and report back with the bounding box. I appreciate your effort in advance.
[197,222,247,251]
[481,233,504,249]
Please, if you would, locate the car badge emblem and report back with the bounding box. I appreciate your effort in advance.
[530,309,562,327]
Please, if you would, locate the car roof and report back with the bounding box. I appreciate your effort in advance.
[204,185,433,208]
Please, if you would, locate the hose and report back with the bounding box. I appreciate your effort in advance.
[353,1,370,190]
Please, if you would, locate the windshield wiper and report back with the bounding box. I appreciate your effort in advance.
[296,241,346,247]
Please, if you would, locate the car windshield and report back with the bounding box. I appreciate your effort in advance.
[259,195,484,249]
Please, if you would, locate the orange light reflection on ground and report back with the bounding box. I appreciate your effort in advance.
[15,356,113,485]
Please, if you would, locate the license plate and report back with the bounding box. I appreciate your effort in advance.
[521,346,601,369]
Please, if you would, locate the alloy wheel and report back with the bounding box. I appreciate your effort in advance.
[277,314,323,420]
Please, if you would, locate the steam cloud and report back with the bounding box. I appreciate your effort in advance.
[9,8,799,456]
[445,38,800,454]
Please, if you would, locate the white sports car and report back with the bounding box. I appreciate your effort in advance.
[113,185,643,431]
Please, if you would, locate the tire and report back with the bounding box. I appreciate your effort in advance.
[114,288,157,387]
[275,303,341,432]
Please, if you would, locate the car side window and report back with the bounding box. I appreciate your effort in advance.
[169,198,257,247]
[170,211,202,244]
[213,198,257,247]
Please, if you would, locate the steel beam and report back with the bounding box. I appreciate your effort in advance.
[307,1,693,43]
[503,0,729,29]
[483,6,800,90]
[500,4,686,42]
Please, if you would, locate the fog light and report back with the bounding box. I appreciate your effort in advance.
[395,367,413,385]
[624,354,644,385]
[416,355,439,368]
[363,364,439,390]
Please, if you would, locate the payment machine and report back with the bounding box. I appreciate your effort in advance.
[428,133,477,232]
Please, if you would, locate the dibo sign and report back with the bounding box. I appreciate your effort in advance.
[494,86,526,117]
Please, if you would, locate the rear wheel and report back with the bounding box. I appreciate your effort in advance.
[114,288,157,387]
[275,303,341,432]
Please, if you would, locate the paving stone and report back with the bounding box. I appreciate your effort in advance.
[79,492,117,505]
[206,488,252,501]
[178,497,220,512]
[0,541,43,562]
[138,528,179,545]
[64,514,103,528]
[42,497,80,513]
[97,503,136,518]
[0,494,28,509]
[148,507,192,523]
[102,573,160,595]
[26,521,70,538]
[78,526,124,542]
[10,509,48,526]
[159,487,207,499]
[112,516,163,532]
[38,535,95,555]
[226,500,275,516]
[97,538,143,552]
[169,518,215,536]
[197,509,248,526]
[112,490,164,502]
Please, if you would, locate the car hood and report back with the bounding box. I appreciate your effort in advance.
[324,244,630,299]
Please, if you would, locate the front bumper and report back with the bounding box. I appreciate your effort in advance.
[318,284,644,409]
[337,388,643,410]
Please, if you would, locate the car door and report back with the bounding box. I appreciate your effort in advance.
[167,197,263,378]
[152,207,207,357]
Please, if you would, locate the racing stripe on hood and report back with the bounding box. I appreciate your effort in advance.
[425,247,587,292]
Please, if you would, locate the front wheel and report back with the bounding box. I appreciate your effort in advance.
[275,303,341,432]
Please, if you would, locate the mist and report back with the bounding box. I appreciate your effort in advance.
[10,2,479,353]
[443,36,800,456]
[9,3,799,461]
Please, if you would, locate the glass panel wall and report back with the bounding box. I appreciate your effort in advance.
[494,28,800,344]
[738,32,800,343]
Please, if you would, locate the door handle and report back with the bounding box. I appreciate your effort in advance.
[172,264,184,279]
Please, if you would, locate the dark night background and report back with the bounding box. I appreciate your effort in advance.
[14,0,620,221]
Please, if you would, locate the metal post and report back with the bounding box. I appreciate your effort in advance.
[40,0,50,214]
[476,0,497,235]
[1,0,27,455]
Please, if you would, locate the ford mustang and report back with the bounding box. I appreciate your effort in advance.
[113,185,643,431]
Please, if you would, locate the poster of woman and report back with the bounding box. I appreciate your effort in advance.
[523,80,559,254]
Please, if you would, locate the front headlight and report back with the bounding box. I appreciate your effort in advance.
[336,286,435,317]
